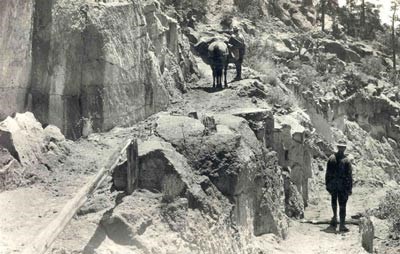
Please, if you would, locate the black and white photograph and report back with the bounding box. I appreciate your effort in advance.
[1,0,400,253]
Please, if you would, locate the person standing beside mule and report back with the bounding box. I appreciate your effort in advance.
[325,139,353,232]
[228,26,245,81]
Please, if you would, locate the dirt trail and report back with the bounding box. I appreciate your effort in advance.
[0,128,136,253]
[280,187,385,254]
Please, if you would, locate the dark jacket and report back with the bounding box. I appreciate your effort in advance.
[325,153,353,195]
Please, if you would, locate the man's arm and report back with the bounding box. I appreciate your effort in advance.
[325,157,334,193]
[346,160,353,195]
[325,160,330,187]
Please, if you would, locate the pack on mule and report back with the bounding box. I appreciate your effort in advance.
[207,41,229,89]
[195,37,232,89]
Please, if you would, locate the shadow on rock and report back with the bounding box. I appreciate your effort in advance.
[82,210,109,254]
[83,193,137,253]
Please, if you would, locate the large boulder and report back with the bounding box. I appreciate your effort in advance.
[323,40,361,63]
[155,114,205,147]
[0,112,66,168]
[0,112,67,190]
[291,12,313,31]
[349,42,375,58]
[138,139,195,202]
[0,112,46,166]
[268,39,296,59]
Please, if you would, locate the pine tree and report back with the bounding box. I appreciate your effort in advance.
[321,0,326,31]
[319,0,338,32]
[391,0,400,81]
[361,0,365,28]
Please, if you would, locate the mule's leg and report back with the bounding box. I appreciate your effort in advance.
[218,72,222,89]
[212,66,216,88]
[215,67,220,89]
[224,64,228,88]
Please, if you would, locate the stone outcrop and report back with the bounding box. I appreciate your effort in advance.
[283,72,393,143]
[0,112,67,165]
[110,110,291,246]
[138,139,195,202]
[0,0,34,120]
[273,113,312,208]
[105,124,286,253]
[143,0,198,94]
[89,189,280,254]
[322,40,361,63]
[0,112,47,167]
[0,147,22,191]
[267,0,316,30]
[282,168,305,219]
[230,108,274,147]
[227,108,310,215]
[360,216,374,253]
[155,113,288,238]
[342,93,400,143]
[234,0,270,18]
[0,112,67,190]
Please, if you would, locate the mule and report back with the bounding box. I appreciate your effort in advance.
[207,41,229,89]
[195,38,232,89]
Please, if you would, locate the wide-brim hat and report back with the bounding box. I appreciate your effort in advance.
[336,139,347,147]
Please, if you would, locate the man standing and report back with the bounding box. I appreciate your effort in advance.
[228,26,245,81]
[325,139,353,232]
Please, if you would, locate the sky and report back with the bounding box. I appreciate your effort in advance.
[337,0,392,25]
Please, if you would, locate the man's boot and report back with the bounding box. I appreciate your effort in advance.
[339,217,349,232]
[330,216,338,227]
[234,64,242,81]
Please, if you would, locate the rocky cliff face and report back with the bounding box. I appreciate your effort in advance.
[1,0,196,139]
[0,0,34,120]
